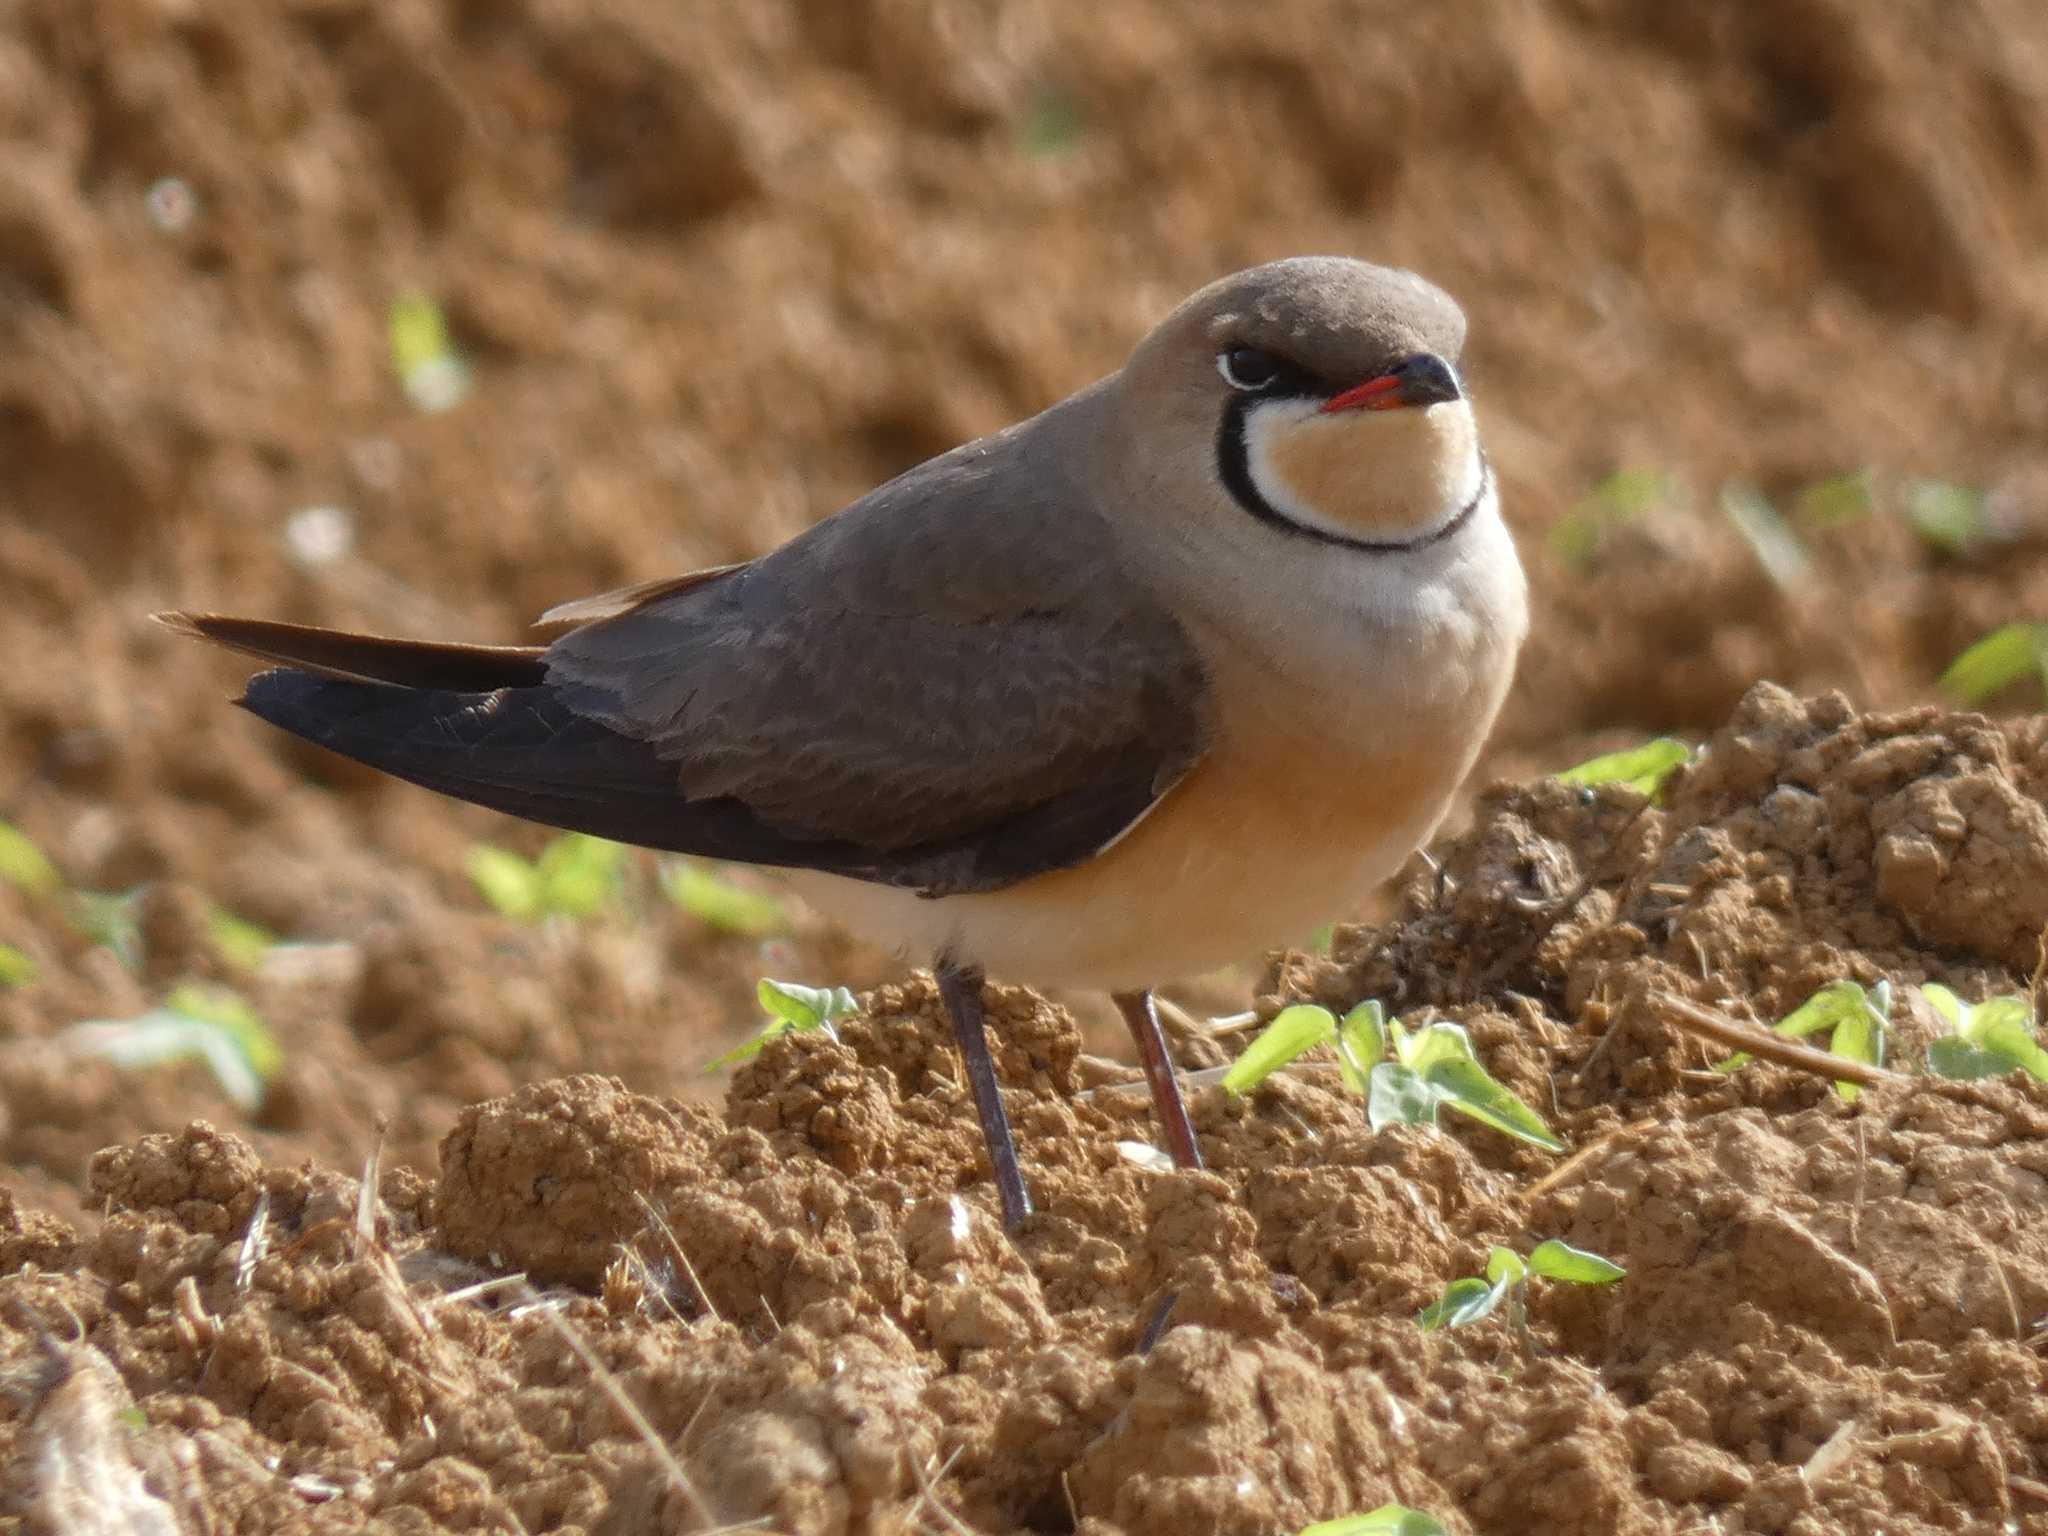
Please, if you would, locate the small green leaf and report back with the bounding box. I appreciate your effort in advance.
[1904,479,1987,556]
[1721,482,1811,591]
[1716,979,1866,1050]
[534,834,625,918]
[1526,1239,1627,1284]
[165,984,283,1084]
[1334,1000,1389,1095]
[1555,738,1691,800]
[1549,469,1669,565]
[661,859,790,936]
[208,906,277,971]
[757,977,858,1031]
[1792,470,1874,527]
[1222,1004,1336,1095]
[1927,1036,2014,1080]
[1972,1019,2048,1082]
[1940,623,2048,707]
[1825,980,1888,1104]
[1415,1276,1502,1332]
[1918,983,1966,1030]
[1363,1022,1564,1151]
[706,979,860,1072]
[63,985,281,1110]
[1929,990,2048,1082]
[1421,1053,1569,1151]
[0,943,33,987]
[467,844,542,921]
[1402,1022,1565,1151]
[1715,980,1888,1100]
[389,292,469,412]
[0,819,61,897]
[71,889,143,969]
[1299,1506,1449,1536]
[1483,1246,1527,1287]
[115,1405,147,1432]
[1962,994,2028,1035]
[1367,1061,1440,1131]
[470,835,623,921]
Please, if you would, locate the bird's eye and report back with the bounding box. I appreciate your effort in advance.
[1217,346,1281,392]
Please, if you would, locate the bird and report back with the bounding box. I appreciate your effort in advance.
[159,256,1528,1232]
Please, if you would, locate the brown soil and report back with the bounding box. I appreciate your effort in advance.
[4,2,2048,1532]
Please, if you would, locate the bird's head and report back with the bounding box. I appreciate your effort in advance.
[1109,256,1487,557]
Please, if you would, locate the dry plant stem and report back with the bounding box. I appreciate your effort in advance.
[1658,995,1903,1087]
[517,1286,721,1530]
[1114,989,1205,1171]
[937,963,1033,1230]
[1521,1124,1636,1203]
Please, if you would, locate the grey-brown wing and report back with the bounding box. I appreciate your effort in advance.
[541,400,1213,895]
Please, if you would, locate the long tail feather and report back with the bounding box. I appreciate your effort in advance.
[156,611,547,690]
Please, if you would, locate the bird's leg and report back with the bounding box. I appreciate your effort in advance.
[936,962,1034,1230]
[1113,989,1204,1171]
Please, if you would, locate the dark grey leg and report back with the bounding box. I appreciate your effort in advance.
[1113,989,1204,1171]
[936,962,1033,1230]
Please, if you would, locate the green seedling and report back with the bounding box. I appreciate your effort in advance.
[1919,985,2048,1083]
[1417,1239,1625,1333]
[468,833,626,922]
[706,978,861,1071]
[208,906,277,971]
[1903,479,1989,556]
[1940,623,2048,708]
[0,943,33,987]
[1720,481,1811,591]
[0,818,61,898]
[388,291,470,412]
[1555,737,1691,801]
[0,821,147,966]
[1299,1507,1449,1536]
[1792,469,1875,528]
[1714,979,1888,1102]
[63,983,282,1111]
[660,859,790,936]
[1548,468,1671,565]
[1224,1000,1564,1152]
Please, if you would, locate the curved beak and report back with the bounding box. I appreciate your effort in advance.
[1322,352,1462,413]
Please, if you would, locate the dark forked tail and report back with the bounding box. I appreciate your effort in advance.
[158,611,698,847]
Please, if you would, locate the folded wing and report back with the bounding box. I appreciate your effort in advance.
[169,397,1213,896]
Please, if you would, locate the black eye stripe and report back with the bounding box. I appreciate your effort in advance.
[1217,345,1353,399]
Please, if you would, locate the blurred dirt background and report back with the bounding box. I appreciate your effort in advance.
[3,0,2048,1531]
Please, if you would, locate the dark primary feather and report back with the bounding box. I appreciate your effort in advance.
[164,387,1214,897]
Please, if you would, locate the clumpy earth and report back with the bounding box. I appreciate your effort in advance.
[7,686,2048,1535]
[4,1,2048,1532]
